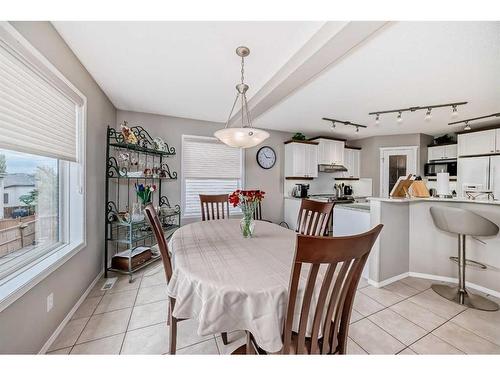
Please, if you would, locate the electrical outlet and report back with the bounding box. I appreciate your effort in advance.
[47,293,54,312]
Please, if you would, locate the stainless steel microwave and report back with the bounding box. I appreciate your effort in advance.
[424,161,457,177]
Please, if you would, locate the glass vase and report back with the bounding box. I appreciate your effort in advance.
[240,210,255,238]
[131,202,144,222]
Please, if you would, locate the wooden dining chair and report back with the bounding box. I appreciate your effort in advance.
[296,199,334,236]
[144,204,184,354]
[199,194,230,221]
[245,224,383,355]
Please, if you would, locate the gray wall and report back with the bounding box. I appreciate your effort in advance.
[0,22,116,353]
[350,133,433,197]
[117,110,292,224]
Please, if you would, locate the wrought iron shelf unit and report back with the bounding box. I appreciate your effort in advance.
[105,125,180,282]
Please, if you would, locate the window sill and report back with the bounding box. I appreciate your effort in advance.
[0,240,86,313]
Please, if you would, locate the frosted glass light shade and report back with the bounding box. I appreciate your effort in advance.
[214,127,270,149]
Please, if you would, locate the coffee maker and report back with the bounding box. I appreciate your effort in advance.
[293,183,310,198]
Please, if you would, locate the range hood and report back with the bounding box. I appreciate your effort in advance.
[318,164,348,173]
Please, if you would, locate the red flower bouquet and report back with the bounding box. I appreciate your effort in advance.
[229,190,265,238]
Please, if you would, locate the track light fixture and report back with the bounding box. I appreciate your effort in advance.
[425,108,432,122]
[322,117,367,132]
[448,112,500,131]
[369,101,467,125]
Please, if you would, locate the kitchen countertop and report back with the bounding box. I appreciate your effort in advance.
[368,197,500,206]
[334,202,370,212]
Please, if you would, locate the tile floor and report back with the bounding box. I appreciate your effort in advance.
[46,263,500,355]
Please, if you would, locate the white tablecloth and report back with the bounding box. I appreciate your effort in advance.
[167,219,325,353]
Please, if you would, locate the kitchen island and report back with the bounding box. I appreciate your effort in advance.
[368,197,500,297]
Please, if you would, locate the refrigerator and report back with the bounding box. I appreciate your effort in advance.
[457,155,500,198]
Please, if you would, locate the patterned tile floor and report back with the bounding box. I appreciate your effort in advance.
[46,262,500,355]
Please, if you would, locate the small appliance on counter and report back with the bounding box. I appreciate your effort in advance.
[292,183,310,198]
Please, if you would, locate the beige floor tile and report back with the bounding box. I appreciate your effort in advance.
[451,307,500,346]
[408,289,466,319]
[141,271,167,288]
[71,334,124,354]
[177,338,220,354]
[77,308,132,344]
[215,330,247,355]
[121,323,170,354]
[350,309,364,323]
[46,347,72,354]
[399,277,433,291]
[398,348,417,355]
[177,318,216,349]
[72,296,102,320]
[382,280,420,299]
[107,275,141,294]
[359,286,405,307]
[410,334,464,354]
[49,317,89,351]
[87,279,107,298]
[353,291,385,317]
[346,338,367,354]
[94,289,138,314]
[141,262,164,277]
[357,278,369,289]
[135,284,169,306]
[389,299,447,331]
[128,300,168,331]
[348,318,405,354]
[368,308,427,346]
[433,321,500,354]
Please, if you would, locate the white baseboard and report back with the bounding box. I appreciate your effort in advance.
[38,271,103,354]
[367,272,409,288]
[368,271,500,298]
[409,272,500,299]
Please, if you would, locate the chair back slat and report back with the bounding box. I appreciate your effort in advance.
[296,199,334,236]
[144,204,173,282]
[281,224,383,355]
[199,194,229,221]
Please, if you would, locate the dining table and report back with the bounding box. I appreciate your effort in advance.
[167,218,328,354]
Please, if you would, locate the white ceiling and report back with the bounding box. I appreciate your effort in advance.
[52,21,324,122]
[254,21,500,138]
[53,21,500,139]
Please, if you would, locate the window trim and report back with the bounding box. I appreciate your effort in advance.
[0,22,87,313]
[181,134,245,221]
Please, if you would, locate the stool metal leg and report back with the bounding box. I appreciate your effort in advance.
[432,234,499,311]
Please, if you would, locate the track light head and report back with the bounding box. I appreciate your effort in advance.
[375,114,380,126]
[464,121,471,131]
[397,112,403,124]
[355,126,359,133]
[330,121,336,129]
[451,105,459,118]
[425,108,432,122]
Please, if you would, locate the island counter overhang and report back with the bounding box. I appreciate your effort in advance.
[368,197,500,297]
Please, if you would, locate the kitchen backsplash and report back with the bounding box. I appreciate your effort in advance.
[284,173,373,197]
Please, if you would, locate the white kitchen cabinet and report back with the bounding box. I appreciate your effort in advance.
[427,144,457,161]
[343,148,360,178]
[284,141,318,178]
[316,138,344,165]
[284,198,301,231]
[458,130,496,157]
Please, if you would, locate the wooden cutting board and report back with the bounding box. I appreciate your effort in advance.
[390,175,414,198]
[410,181,430,198]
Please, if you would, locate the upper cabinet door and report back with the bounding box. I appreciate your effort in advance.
[458,130,496,157]
[305,143,318,177]
[285,142,318,178]
[428,146,445,161]
[317,138,345,165]
[351,149,360,178]
[444,144,457,159]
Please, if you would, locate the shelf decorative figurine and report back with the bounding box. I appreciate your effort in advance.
[229,189,265,238]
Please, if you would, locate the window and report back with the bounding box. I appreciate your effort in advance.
[0,22,86,308]
[182,135,244,218]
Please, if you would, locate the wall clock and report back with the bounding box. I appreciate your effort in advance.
[256,146,276,169]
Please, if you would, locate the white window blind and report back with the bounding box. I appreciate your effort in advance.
[182,136,243,217]
[0,40,79,162]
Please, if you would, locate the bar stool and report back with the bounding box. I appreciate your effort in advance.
[430,206,499,311]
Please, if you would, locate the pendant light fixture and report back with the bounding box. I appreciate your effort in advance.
[214,46,269,148]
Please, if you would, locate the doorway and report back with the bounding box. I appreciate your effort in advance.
[379,146,418,197]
